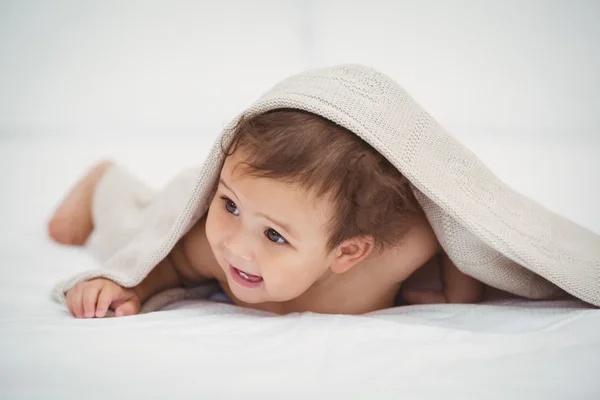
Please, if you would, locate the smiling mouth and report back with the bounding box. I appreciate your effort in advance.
[229,265,263,288]
[237,269,262,282]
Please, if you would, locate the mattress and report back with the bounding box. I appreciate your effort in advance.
[1,135,599,399]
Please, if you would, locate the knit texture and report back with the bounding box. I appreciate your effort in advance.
[52,64,600,309]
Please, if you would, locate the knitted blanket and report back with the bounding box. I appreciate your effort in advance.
[52,64,600,310]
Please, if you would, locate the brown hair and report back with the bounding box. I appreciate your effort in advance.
[221,109,423,254]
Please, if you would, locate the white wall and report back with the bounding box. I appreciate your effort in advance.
[0,0,598,233]
[1,0,598,141]
[0,0,310,138]
[309,0,600,141]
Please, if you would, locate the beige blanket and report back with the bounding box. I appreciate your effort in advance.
[52,64,600,310]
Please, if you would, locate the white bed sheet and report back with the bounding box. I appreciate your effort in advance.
[1,137,599,399]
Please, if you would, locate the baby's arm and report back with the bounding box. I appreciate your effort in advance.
[133,238,210,304]
[402,250,484,305]
[439,250,484,303]
[65,221,213,318]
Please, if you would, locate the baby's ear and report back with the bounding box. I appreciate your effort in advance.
[330,236,375,274]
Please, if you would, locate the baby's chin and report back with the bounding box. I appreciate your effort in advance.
[229,285,271,304]
[227,277,294,305]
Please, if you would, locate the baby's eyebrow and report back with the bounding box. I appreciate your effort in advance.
[219,178,300,241]
[219,178,234,194]
[256,211,300,242]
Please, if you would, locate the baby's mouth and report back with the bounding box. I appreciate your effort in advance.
[237,268,262,282]
[230,265,263,284]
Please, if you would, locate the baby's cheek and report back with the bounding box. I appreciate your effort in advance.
[204,205,221,247]
[272,265,317,299]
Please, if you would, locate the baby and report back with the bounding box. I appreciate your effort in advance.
[49,109,484,318]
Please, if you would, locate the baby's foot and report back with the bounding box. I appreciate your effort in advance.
[48,161,114,246]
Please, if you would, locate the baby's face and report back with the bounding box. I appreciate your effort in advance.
[205,149,336,304]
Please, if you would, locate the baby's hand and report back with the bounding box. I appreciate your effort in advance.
[402,250,484,305]
[65,278,141,318]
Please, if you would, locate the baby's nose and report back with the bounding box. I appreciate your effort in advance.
[223,233,254,264]
[224,248,254,273]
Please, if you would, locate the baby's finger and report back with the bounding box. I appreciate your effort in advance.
[114,301,137,317]
[73,286,84,318]
[95,287,114,318]
[82,286,100,318]
[65,289,75,317]
[72,286,85,318]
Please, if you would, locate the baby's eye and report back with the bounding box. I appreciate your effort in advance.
[265,228,287,244]
[221,196,239,216]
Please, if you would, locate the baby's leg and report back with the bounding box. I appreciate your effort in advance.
[49,161,158,262]
[48,161,114,246]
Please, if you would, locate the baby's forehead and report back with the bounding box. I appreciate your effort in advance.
[223,162,315,199]
[221,154,334,211]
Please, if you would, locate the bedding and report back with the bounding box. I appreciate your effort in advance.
[1,134,599,398]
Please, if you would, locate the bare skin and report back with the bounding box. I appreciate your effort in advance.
[48,161,114,246]
[50,162,484,318]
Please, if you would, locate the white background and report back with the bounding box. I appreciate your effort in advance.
[1,0,599,139]
[1,0,599,233]
[1,3,600,398]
